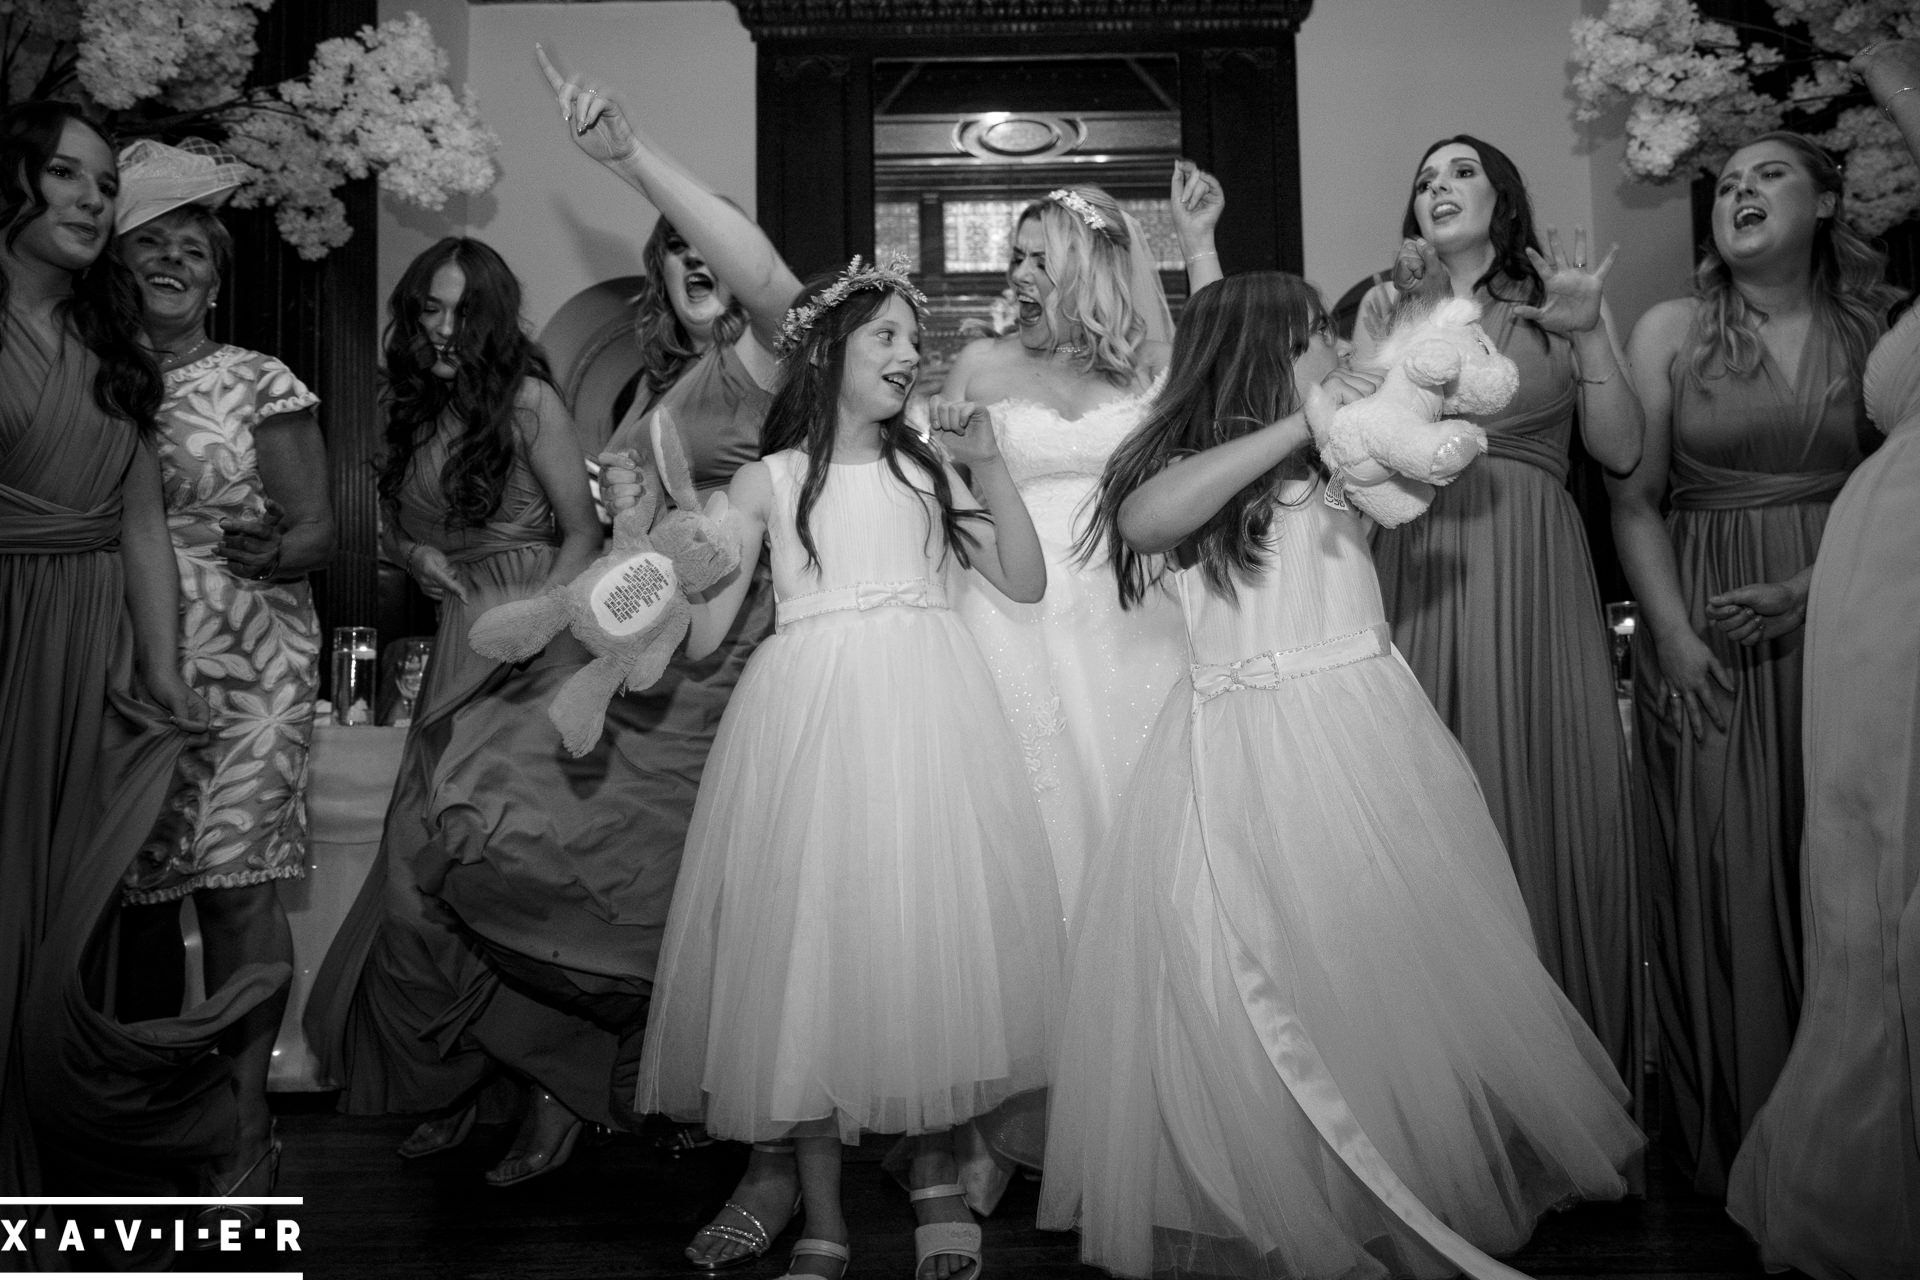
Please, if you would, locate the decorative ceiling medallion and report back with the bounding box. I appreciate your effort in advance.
[953,114,1085,161]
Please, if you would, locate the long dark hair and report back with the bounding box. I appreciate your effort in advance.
[1687,131,1900,393]
[760,272,985,572]
[631,213,747,402]
[1,101,160,436]
[1400,134,1544,309]
[376,237,554,530]
[1083,272,1321,609]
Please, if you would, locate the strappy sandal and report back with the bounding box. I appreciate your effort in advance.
[910,1183,982,1280]
[777,1237,849,1280]
[688,1141,799,1272]
[190,1123,281,1249]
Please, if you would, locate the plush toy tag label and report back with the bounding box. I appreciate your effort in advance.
[588,551,678,637]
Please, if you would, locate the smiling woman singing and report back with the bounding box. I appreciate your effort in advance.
[106,137,337,1233]
[1352,135,1646,1093]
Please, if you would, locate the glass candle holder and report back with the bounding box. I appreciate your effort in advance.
[331,626,378,726]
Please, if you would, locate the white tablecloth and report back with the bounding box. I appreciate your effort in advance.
[267,722,406,1090]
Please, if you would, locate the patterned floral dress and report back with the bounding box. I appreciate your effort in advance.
[124,344,321,904]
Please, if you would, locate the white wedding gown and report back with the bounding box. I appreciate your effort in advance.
[956,381,1187,924]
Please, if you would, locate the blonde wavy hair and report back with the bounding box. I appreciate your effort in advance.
[1017,186,1153,386]
[1687,131,1901,395]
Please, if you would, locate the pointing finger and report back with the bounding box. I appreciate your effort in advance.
[535,43,567,95]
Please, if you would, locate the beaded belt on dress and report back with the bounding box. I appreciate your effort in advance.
[777,578,948,627]
[1190,623,1390,705]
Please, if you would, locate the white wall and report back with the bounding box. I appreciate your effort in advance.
[373,1,757,332]
[375,0,1693,337]
[1296,0,1694,335]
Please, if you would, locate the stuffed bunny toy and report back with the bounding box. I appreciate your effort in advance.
[1305,291,1517,527]
[469,409,738,756]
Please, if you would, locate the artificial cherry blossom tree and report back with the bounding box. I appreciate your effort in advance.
[2,0,497,257]
[1571,0,1917,234]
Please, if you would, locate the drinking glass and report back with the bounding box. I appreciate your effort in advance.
[1605,601,1639,693]
[331,626,378,726]
[390,638,434,728]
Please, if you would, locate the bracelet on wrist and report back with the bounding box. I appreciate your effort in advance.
[1885,86,1916,120]
[1185,250,1219,264]
[1574,369,1615,387]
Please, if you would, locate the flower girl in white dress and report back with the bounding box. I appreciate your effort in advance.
[1040,272,1641,1280]
[631,257,1064,1280]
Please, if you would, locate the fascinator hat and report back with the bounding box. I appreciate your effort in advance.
[113,138,253,236]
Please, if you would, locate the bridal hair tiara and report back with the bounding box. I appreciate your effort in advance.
[1046,188,1110,232]
[778,254,928,354]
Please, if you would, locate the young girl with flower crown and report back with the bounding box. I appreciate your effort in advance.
[1038,271,1641,1280]
[624,254,1064,1280]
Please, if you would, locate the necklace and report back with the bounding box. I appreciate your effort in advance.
[159,335,215,374]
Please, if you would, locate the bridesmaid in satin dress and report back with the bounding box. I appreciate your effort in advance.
[1353,135,1644,1086]
[1608,130,1894,1197]
[0,102,257,1253]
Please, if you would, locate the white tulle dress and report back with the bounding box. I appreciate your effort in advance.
[1038,482,1642,1280]
[956,383,1187,919]
[635,450,1065,1143]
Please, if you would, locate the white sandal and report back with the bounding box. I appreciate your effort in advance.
[909,1183,982,1280]
[777,1237,849,1280]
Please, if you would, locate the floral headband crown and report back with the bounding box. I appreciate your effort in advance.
[1046,188,1111,233]
[778,253,928,355]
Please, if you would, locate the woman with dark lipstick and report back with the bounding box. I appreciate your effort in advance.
[1351,135,1645,1089]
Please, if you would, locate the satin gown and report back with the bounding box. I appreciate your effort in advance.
[1366,286,1638,1082]
[637,450,1063,1142]
[1631,325,1867,1196]
[1726,305,1920,1278]
[2,309,282,1234]
[1039,480,1640,1280]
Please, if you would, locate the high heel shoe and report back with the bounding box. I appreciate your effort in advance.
[484,1090,583,1188]
[688,1141,800,1271]
[397,1101,476,1159]
[190,1124,280,1248]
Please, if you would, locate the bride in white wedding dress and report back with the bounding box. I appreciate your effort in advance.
[942,182,1187,921]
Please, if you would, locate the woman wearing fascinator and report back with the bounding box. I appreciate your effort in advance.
[109,136,335,1232]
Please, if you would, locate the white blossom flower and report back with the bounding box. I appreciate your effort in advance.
[3,2,497,258]
[1572,0,1916,230]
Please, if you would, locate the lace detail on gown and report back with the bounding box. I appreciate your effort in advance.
[956,379,1187,920]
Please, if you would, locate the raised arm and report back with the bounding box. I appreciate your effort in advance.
[1511,227,1643,474]
[538,44,803,353]
[1855,39,1920,163]
[928,400,1045,602]
[1171,159,1223,292]
[1606,299,1732,739]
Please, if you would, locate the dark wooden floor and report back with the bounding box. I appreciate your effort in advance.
[179,1097,1781,1280]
